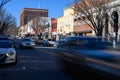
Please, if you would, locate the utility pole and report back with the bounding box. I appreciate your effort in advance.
[38,0,40,9]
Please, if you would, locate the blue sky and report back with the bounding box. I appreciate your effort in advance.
[4,0,73,26]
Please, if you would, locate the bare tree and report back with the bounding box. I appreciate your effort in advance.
[5,26,18,35]
[25,16,48,35]
[0,0,16,35]
[0,9,16,35]
[70,0,113,36]
[0,0,11,9]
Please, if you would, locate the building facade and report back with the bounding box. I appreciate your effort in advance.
[20,8,48,26]
[57,7,74,40]
[19,8,48,36]
[73,0,120,41]
[51,18,57,40]
[73,12,93,36]
[57,16,64,40]
[63,7,74,35]
[102,0,120,41]
[71,0,120,41]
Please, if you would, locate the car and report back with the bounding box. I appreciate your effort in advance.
[56,36,120,80]
[35,38,44,45]
[43,38,56,47]
[0,36,11,41]
[20,38,36,48]
[0,40,17,64]
[54,39,67,48]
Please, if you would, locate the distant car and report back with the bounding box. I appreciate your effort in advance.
[0,40,17,64]
[43,39,56,47]
[57,36,120,80]
[20,38,36,48]
[35,38,44,45]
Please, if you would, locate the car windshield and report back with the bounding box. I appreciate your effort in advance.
[0,42,12,48]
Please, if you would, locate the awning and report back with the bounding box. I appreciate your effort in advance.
[52,32,57,35]
[74,30,92,33]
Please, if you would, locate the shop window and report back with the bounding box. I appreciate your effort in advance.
[78,18,81,21]
[82,16,86,20]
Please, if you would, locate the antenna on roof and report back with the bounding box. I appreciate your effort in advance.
[38,0,40,9]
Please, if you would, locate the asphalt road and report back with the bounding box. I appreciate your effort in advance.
[0,47,72,80]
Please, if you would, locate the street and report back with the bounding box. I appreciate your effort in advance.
[0,47,72,80]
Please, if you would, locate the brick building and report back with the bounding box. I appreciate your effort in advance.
[19,8,48,36]
[51,18,57,40]
[20,8,48,26]
[73,12,93,36]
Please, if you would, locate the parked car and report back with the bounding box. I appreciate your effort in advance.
[0,36,14,47]
[43,38,56,47]
[0,36,12,42]
[35,38,44,45]
[20,38,36,48]
[57,36,120,80]
[0,36,9,40]
[0,40,17,64]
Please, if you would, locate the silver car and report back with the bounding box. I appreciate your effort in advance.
[0,40,17,64]
[20,38,36,48]
[43,39,56,47]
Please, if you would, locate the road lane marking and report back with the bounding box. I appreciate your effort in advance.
[35,46,55,49]
[19,60,54,63]
[37,49,58,56]
[0,66,26,71]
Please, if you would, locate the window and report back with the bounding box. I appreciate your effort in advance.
[74,19,77,22]
[82,16,86,20]
[78,18,81,21]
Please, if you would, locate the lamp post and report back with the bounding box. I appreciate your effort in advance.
[47,22,50,38]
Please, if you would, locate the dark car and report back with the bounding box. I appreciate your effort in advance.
[0,36,9,40]
[35,38,44,45]
[54,39,67,48]
[57,36,120,80]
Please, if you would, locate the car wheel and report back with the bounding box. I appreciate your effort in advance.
[11,55,17,65]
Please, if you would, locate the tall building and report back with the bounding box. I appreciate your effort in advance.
[19,8,48,36]
[57,7,74,39]
[51,18,57,40]
[20,8,48,26]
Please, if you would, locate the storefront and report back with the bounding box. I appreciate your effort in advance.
[73,30,92,36]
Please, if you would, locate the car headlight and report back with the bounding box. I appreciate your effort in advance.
[31,42,35,45]
[6,52,14,56]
